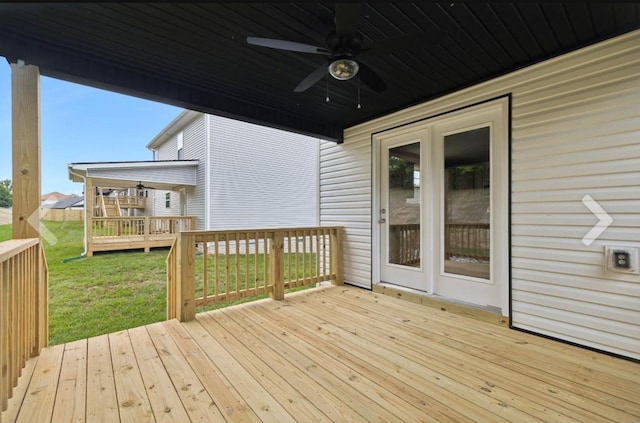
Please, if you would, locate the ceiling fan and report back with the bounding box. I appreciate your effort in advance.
[133,182,156,190]
[246,3,443,93]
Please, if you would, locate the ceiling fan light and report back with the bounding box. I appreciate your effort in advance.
[329,59,359,80]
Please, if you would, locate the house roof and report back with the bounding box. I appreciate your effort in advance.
[1,3,638,142]
[146,110,201,150]
[42,195,83,210]
[41,191,70,202]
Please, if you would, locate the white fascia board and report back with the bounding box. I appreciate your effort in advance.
[68,160,198,183]
[69,160,198,171]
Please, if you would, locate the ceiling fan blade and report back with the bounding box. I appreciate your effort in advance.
[294,64,328,92]
[334,3,362,38]
[360,31,446,57]
[246,37,328,54]
[358,62,387,93]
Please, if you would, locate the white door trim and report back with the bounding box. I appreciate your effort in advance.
[372,97,510,313]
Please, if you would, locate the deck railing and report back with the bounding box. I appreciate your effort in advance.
[445,223,490,261]
[95,195,145,209]
[0,239,48,418]
[389,224,421,266]
[167,226,344,321]
[91,216,196,239]
[389,223,490,266]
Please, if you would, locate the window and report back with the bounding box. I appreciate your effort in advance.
[165,192,171,208]
[177,132,184,160]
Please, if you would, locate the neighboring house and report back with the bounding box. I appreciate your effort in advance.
[319,31,640,360]
[67,113,319,254]
[145,111,319,230]
[41,195,84,210]
[40,191,70,207]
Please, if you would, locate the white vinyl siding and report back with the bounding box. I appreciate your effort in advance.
[88,166,196,187]
[154,135,181,216]
[321,30,640,359]
[320,139,373,288]
[183,114,206,229]
[208,115,319,229]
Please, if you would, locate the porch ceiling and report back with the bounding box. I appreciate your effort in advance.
[0,3,638,142]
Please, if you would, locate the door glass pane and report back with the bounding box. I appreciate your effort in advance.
[443,128,490,279]
[388,142,421,267]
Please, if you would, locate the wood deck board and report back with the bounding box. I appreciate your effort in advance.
[144,322,224,422]
[248,297,515,423]
[51,339,87,423]
[127,326,191,422]
[327,288,640,410]
[15,343,64,423]
[197,312,333,422]
[5,285,640,422]
[292,290,600,422]
[86,335,118,423]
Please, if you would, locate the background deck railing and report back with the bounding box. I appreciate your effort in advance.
[95,195,145,209]
[445,223,490,261]
[167,226,344,321]
[389,224,421,266]
[389,223,490,266]
[0,239,48,419]
[91,216,196,239]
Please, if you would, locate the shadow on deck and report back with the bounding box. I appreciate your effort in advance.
[4,285,640,422]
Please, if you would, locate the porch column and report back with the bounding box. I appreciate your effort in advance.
[11,61,41,239]
[86,178,94,257]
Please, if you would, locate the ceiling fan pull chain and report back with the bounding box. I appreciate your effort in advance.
[357,75,362,109]
[326,74,330,102]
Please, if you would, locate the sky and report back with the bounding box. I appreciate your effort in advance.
[0,60,184,195]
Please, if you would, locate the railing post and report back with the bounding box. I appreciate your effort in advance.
[176,233,196,321]
[143,217,150,253]
[330,227,344,285]
[269,231,285,300]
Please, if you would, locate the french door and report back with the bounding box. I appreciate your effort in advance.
[376,98,509,311]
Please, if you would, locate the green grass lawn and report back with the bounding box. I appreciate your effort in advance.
[0,220,314,345]
[1,220,169,345]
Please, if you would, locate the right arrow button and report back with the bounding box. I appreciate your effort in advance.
[581,194,613,246]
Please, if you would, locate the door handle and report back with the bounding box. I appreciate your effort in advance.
[378,218,386,223]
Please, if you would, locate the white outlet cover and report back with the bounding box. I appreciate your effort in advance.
[605,246,639,275]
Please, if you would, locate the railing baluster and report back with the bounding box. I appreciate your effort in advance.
[253,231,259,296]
[287,230,292,287]
[315,228,320,284]
[244,232,249,297]
[214,234,219,302]
[202,241,209,307]
[224,235,230,300]
[235,232,240,296]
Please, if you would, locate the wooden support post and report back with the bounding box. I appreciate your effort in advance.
[85,178,94,257]
[11,62,41,240]
[330,227,344,285]
[270,232,285,300]
[177,233,196,321]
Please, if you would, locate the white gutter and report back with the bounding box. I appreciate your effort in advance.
[67,166,89,256]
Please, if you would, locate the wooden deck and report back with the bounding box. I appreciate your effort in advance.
[4,286,639,422]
